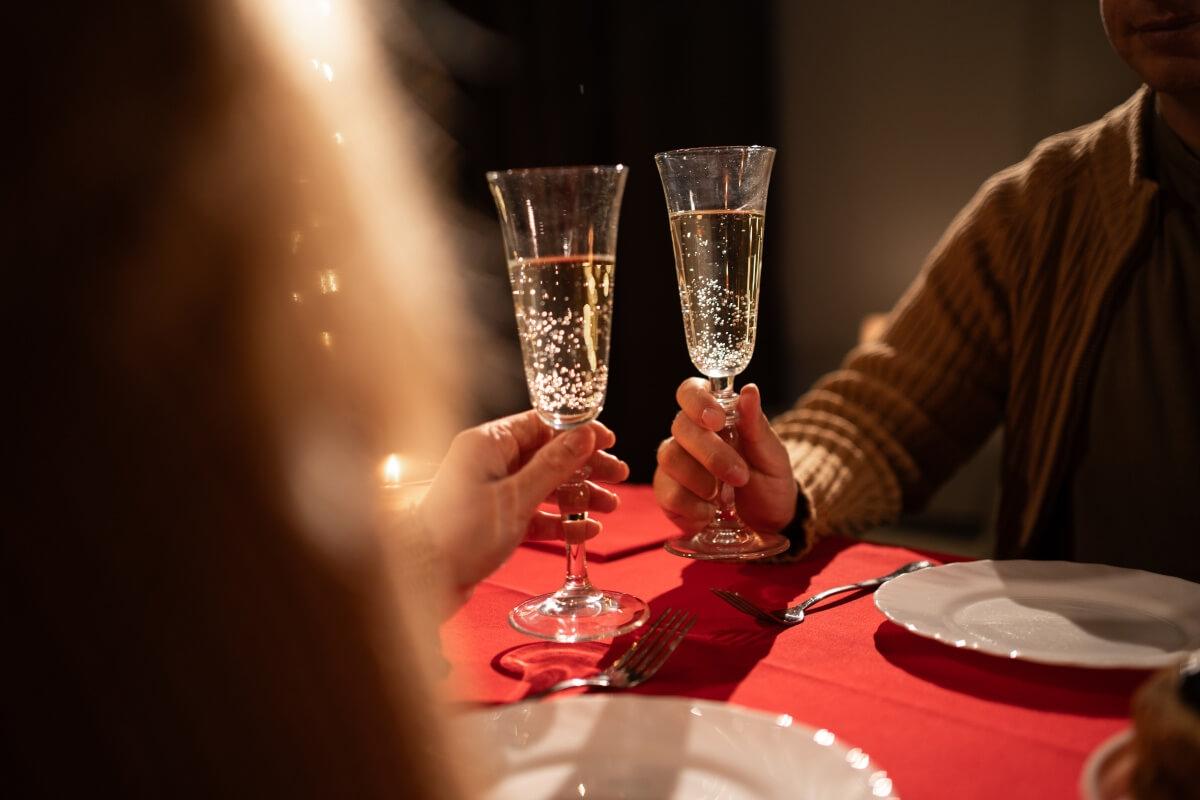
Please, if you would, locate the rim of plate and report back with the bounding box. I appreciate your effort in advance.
[459,694,899,800]
[873,560,1200,669]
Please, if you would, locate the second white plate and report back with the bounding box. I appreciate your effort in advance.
[874,560,1200,668]
[456,695,898,800]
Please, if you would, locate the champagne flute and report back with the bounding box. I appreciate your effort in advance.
[487,164,649,642]
[655,145,789,561]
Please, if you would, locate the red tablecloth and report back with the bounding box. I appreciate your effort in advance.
[442,486,1147,799]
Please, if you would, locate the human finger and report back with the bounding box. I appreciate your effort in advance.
[656,437,720,501]
[441,411,554,483]
[540,450,626,498]
[588,449,630,483]
[518,421,614,471]
[670,411,749,486]
[586,482,619,513]
[676,377,726,432]
[540,476,623,509]
[504,425,597,520]
[736,384,793,479]
[652,463,715,530]
[525,510,602,541]
[588,419,617,450]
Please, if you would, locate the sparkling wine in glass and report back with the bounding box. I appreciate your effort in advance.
[655,145,789,560]
[487,164,649,642]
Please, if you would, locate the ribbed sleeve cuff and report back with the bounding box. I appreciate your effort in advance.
[766,484,814,562]
[768,412,903,559]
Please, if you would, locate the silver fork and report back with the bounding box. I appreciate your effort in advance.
[525,608,697,699]
[711,560,933,627]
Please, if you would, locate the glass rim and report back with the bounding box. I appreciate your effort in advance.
[486,163,627,181]
[654,145,776,161]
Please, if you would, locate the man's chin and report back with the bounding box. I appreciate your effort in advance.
[1130,52,1200,95]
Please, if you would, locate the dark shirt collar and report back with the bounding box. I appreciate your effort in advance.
[1152,98,1200,209]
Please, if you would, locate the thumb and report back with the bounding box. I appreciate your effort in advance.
[503,425,596,518]
[736,384,792,478]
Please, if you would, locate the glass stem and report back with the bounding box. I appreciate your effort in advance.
[556,464,593,596]
[709,376,741,532]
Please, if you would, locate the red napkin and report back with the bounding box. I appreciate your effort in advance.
[521,485,672,561]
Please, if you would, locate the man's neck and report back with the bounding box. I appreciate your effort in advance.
[1157,92,1200,154]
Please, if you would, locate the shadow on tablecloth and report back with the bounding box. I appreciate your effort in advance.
[872,619,1149,716]
[626,545,849,702]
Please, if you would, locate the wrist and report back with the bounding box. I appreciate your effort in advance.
[408,502,475,611]
[756,477,800,534]
[777,483,810,555]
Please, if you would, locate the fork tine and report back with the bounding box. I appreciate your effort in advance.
[711,588,749,612]
[630,612,696,683]
[728,596,776,624]
[710,588,781,625]
[623,609,683,671]
[623,609,687,676]
[610,608,673,671]
[723,590,785,626]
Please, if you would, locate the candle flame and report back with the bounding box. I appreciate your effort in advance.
[382,453,402,485]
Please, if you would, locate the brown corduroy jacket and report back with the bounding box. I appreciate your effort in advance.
[775,87,1159,558]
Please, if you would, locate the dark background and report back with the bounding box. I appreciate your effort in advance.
[403,0,1140,516]
[406,0,787,483]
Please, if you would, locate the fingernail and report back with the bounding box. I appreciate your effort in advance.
[727,463,750,485]
[562,427,591,456]
[701,407,724,430]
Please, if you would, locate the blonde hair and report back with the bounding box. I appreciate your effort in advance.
[14,0,472,795]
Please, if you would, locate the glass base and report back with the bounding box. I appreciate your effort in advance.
[664,519,790,561]
[508,588,650,643]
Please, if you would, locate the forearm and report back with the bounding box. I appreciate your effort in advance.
[772,173,1015,547]
[774,403,903,548]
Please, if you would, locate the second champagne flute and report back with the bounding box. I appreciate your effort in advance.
[655,145,790,561]
[487,164,649,642]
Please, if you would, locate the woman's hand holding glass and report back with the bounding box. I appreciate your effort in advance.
[418,411,629,596]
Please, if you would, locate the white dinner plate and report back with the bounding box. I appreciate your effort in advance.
[455,695,899,800]
[875,560,1200,668]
